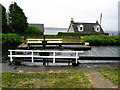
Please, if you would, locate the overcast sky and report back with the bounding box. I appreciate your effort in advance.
[1,0,119,31]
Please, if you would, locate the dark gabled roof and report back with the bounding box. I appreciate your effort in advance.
[69,21,104,33]
[29,23,44,32]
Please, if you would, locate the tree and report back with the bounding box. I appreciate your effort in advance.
[8,2,28,34]
[23,26,43,35]
[0,4,8,33]
[0,4,2,33]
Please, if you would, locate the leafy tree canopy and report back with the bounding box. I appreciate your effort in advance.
[0,4,9,33]
[0,4,2,25]
[9,2,28,34]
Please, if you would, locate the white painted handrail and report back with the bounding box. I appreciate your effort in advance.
[27,39,63,43]
[27,39,63,40]
[85,42,89,46]
[8,50,83,64]
[8,50,83,53]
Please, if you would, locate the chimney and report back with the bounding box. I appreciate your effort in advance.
[100,13,102,26]
[96,20,99,24]
[71,18,74,23]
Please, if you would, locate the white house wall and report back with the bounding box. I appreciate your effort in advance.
[68,24,74,32]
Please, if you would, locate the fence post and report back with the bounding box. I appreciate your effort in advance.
[10,51,13,62]
[53,51,55,63]
[76,52,78,64]
[31,51,34,63]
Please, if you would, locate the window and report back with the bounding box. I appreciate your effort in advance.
[80,27,83,30]
[95,25,100,32]
[78,24,84,31]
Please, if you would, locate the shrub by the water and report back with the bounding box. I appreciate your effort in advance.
[82,35,120,46]
[58,32,109,36]
[23,26,43,36]
[1,34,23,45]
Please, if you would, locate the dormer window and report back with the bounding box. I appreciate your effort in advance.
[78,24,84,31]
[94,25,100,32]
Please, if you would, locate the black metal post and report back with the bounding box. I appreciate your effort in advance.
[72,59,79,66]
[59,45,62,49]
[42,35,46,50]
[43,35,45,41]
[47,59,49,66]
[42,35,46,65]
[43,59,46,66]
[68,59,70,66]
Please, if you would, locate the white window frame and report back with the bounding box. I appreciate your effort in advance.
[95,25,100,32]
[78,24,84,32]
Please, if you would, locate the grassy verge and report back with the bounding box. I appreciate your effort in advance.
[2,72,94,88]
[97,68,119,86]
[62,38,80,43]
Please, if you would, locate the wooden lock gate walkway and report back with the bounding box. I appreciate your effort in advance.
[26,39,89,48]
[18,39,90,50]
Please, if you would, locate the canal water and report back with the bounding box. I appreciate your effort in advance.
[1,46,119,65]
[78,46,119,63]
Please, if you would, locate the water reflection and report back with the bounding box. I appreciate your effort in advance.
[79,46,118,57]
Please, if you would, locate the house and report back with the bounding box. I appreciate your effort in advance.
[29,23,44,32]
[67,18,104,33]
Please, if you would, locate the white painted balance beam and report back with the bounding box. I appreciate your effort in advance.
[8,50,83,63]
[27,39,63,43]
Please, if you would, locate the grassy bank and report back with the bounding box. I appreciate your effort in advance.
[2,72,93,88]
[97,68,119,87]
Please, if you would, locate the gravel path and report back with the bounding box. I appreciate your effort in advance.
[1,63,118,72]
[83,69,117,88]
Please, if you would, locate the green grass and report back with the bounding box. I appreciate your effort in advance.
[0,72,2,88]
[2,72,94,88]
[63,38,80,43]
[97,68,119,86]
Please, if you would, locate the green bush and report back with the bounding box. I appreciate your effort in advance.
[1,34,23,45]
[22,26,43,36]
[82,35,120,46]
[58,32,109,36]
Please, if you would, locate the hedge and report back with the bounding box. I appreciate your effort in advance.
[1,34,23,45]
[58,32,109,36]
[82,35,120,46]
